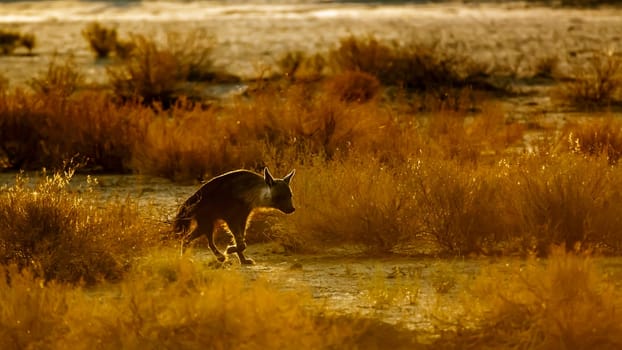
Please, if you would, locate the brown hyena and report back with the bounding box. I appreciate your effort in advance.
[173,167,295,264]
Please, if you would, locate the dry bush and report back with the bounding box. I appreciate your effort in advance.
[163,30,219,82]
[559,117,622,164]
[277,50,326,82]
[131,101,264,182]
[324,70,381,103]
[107,31,222,106]
[532,54,560,79]
[329,35,489,91]
[435,248,622,349]
[0,29,34,55]
[18,33,36,54]
[426,105,524,163]
[0,171,162,284]
[0,253,419,350]
[0,29,21,54]
[282,157,419,253]
[557,49,622,108]
[107,34,184,106]
[28,57,82,98]
[511,154,622,255]
[81,22,121,59]
[230,84,394,161]
[0,81,153,172]
[412,159,513,255]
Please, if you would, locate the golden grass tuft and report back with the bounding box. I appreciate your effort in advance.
[435,248,622,349]
[512,154,622,255]
[323,70,381,103]
[557,49,622,109]
[560,117,622,164]
[329,35,491,91]
[0,170,162,284]
[0,251,419,349]
[106,30,225,106]
[283,157,419,253]
[82,22,121,59]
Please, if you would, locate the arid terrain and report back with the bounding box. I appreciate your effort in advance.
[2,1,622,349]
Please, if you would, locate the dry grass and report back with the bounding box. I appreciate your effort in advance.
[106,30,226,106]
[0,84,153,172]
[433,248,622,349]
[28,57,83,98]
[511,154,622,255]
[0,170,162,284]
[82,22,121,59]
[556,49,622,109]
[130,100,264,182]
[329,35,491,91]
[559,117,622,164]
[0,29,36,55]
[323,70,381,103]
[282,157,419,253]
[0,251,420,350]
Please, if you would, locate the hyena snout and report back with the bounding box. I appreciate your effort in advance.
[281,205,295,214]
[275,199,295,214]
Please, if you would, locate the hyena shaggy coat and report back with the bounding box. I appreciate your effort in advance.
[173,167,295,264]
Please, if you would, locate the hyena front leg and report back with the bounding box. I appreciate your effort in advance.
[226,223,254,265]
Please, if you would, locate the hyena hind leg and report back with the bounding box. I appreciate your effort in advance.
[182,222,226,262]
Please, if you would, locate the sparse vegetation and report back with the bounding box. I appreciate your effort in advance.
[557,49,622,108]
[434,248,622,349]
[329,35,492,91]
[82,22,130,59]
[0,170,162,284]
[0,29,36,55]
[106,31,224,106]
[4,11,622,348]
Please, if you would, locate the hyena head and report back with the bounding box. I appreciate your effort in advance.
[263,167,296,214]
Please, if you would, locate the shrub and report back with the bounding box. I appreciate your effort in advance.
[28,57,82,97]
[0,253,419,349]
[82,22,120,59]
[106,31,221,106]
[412,159,512,255]
[277,50,326,82]
[19,33,36,54]
[437,248,622,349]
[329,35,490,91]
[0,30,22,55]
[511,154,622,255]
[283,157,419,253]
[557,49,622,108]
[559,117,622,164]
[0,171,162,284]
[324,70,381,103]
[0,79,153,172]
[107,34,183,105]
[164,30,218,82]
[130,100,263,182]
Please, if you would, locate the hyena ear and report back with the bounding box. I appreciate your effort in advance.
[283,169,296,184]
[264,167,275,186]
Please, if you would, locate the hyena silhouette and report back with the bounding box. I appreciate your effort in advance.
[173,167,295,264]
